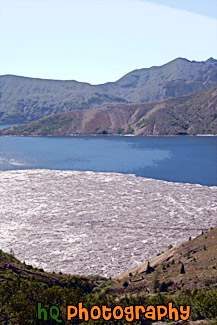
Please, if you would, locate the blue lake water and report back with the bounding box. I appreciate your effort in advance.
[0,134,216,185]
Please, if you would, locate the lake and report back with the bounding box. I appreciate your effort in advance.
[0,134,216,185]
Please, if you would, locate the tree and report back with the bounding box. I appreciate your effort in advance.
[151,271,160,293]
[146,261,154,274]
[123,281,129,288]
[160,282,168,292]
[180,263,185,274]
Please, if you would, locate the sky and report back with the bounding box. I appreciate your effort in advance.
[0,0,217,84]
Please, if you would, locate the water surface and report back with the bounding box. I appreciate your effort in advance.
[0,135,216,185]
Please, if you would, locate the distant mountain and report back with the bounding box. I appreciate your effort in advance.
[2,85,216,136]
[0,57,217,123]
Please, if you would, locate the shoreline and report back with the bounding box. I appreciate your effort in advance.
[1,168,216,187]
[0,125,216,137]
[0,132,217,137]
[0,168,216,187]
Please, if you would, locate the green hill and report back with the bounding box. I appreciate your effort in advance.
[0,57,217,123]
[1,85,216,136]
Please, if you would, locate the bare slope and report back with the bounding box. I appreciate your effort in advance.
[0,57,217,123]
[112,227,217,294]
[2,85,216,136]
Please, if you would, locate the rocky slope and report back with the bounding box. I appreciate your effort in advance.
[1,85,216,136]
[0,57,217,123]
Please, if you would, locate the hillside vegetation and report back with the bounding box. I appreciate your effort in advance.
[0,57,217,123]
[0,227,216,324]
[1,85,216,136]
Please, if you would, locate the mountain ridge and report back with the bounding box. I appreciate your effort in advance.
[2,57,215,83]
[1,85,216,136]
[1,57,217,123]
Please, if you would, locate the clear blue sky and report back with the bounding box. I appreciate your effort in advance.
[0,0,217,84]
